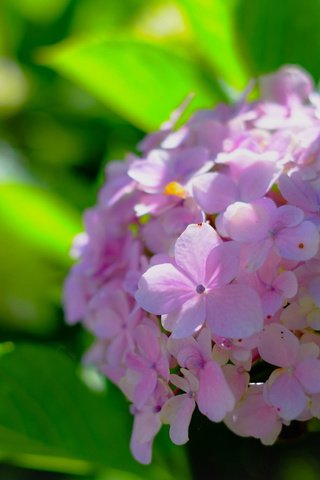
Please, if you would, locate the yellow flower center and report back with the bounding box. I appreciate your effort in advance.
[163,181,187,198]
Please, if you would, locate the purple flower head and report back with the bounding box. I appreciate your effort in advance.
[64,65,320,462]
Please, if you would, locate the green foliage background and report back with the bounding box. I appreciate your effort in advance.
[1,0,320,479]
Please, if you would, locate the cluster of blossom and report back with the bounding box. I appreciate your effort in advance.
[64,66,320,464]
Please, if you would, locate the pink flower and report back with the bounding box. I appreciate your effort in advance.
[258,323,320,420]
[225,384,283,445]
[128,146,211,194]
[125,324,170,409]
[218,198,319,268]
[136,222,263,338]
[130,380,171,464]
[161,368,197,445]
[168,328,235,421]
[192,149,280,214]
[64,65,320,461]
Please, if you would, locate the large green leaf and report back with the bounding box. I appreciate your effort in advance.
[6,0,70,23]
[41,38,226,131]
[235,0,320,80]
[177,0,250,90]
[0,183,81,264]
[0,343,191,479]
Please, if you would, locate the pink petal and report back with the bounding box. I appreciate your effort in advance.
[174,223,222,283]
[223,364,249,401]
[221,199,274,242]
[182,368,199,392]
[240,239,273,271]
[197,361,235,421]
[266,371,307,421]
[295,358,320,394]
[273,205,304,228]
[238,158,278,202]
[173,146,210,180]
[279,173,318,212]
[205,241,240,287]
[196,328,213,360]
[192,172,238,213]
[170,368,199,392]
[135,263,194,314]
[261,291,283,316]
[130,411,161,464]
[169,295,206,339]
[101,364,125,385]
[161,395,195,445]
[133,370,158,409]
[88,307,122,339]
[176,346,203,371]
[107,334,128,366]
[258,323,299,367]
[273,271,298,299]
[225,386,282,444]
[275,221,319,261]
[64,264,89,324]
[156,355,170,381]
[170,373,189,392]
[128,154,166,191]
[126,352,149,372]
[135,325,160,363]
[206,284,263,339]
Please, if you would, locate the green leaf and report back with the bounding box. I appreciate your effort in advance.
[40,38,226,131]
[235,0,320,80]
[177,0,250,89]
[0,183,81,264]
[7,0,70,23]
[0,343,191,479]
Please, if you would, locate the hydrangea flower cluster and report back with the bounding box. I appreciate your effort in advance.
[64,66,320,464]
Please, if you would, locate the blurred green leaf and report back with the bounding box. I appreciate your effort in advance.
[40,38,226,131]
[0,146,80,332]
[0,183,81,264]
[0,343,191,479]
[0,225,58,333]
[177,0,250,89]
[235,0,320,80]
[7,0,70,23]
[0,58,29,115]
[70,0,146,35]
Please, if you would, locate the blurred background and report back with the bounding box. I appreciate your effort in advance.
[1,0,320,479]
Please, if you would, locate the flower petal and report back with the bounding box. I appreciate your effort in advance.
[258,323,299,367]
[169,296,206,339]
[275,221,319,261]
[205,241,240,287]
[221,199,274,242]
[197,361,235,422]
[295,358,320,394]
[266,372,307,421]
[238,157,279,202]
[174,223,222,283]
[133,370,158,409]
[192,172,238,213]
[225,385,282,444]
[161,395,195,445]
[206,284,263,338]
[135,263,194,314]
[135,325,160,363]
[130,411,161,464]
